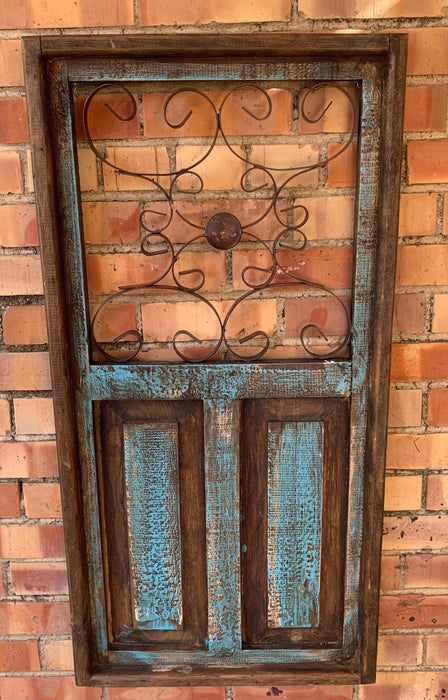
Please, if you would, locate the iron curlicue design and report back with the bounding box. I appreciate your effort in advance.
[82,82,357,363]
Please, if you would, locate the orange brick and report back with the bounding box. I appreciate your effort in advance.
[427,634,448,665]
[0,524,65,559]
[140,0,290,24]
[0,482,21,517]
[0,0,133,28]
[432,294,448,333]
[3,305,48,345]
[0,399,11,436]
[0,151,22,194]
[234,687,352,699]
[0,98,28,143]
[299,84,357,134]
[77,148,98,191]
[396,245,448,287]
[404,554,448,589]
[444,193,448,235]
[300,1,447,17]
[0,255,43,296]
[391,343,448,382]
[0,40,23,87]
[294,195,355,240]
[327,143,357,187]
[0,204,38,247]
[0,563,7,596]
[407,140,448,184]
[74,93,140,141]
[82,201,140,245]
[285,295,350,341]
[0,441,58,479]
[380,595,448,629]
[90,303,137,343]
[176,144,247,191]
[398,192,437,237]
[407,28,448,75]
[393,294,425,334]
[380,556,401,590]
[384,475,422,511]
[42,639,74,671]
[0,352,51,391]
[383,515,448,550]
[23,482,62,518]
[0,601,70,634]
[404,85,447,132]
[427,389,448,427]
[10,562,68,595]
[14,398,55,435]
[426,474,448,511]
[102,146,170,191]
[359,671,448,700]
[377,634,423,667]
[109,687,225,700]
[387,433,448,470]
[250,144,319,189]
[0,640,40,671]
[388,389,422,428]
[0,678,101,699]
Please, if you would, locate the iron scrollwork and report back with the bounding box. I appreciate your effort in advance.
[82,82,357,363]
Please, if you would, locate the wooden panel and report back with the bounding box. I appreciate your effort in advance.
[96,399,207,650]
[241,397,349,649]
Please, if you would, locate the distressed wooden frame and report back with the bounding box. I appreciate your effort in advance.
[23,33,407,686]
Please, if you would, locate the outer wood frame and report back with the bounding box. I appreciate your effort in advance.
[23,33,407,686]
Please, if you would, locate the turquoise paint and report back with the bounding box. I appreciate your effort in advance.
[267,421,322,629]
[124,422,182,630]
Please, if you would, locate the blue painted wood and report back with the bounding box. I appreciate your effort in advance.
[267,421,323,629]
[124,422,182,631]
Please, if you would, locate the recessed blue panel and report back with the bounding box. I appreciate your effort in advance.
[267,421,323,629]
[124,422,182,630]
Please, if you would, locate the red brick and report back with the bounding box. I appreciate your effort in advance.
[0,204,38,247]
[377,634,423,667]
[398,192,437,237]
[390,343,448,382]
[234,688,353,699]
[42,639,74,671]
[327,143,357,187]
[387,389,422,428]
[108,689,226,700]
[0,678,101,699]
[383,515,448,550]
[0,98,28,143]
[0,151,22,194]
[0,255,43,296]
[0,640,40,671]
[10,562,68,595]
[387,433,448,470]
[0,399,11,436]
[0,353,51,391]
[140,0,290,25]
[0,482,21,517]
[0,442,58,479]
[90,303,137,343]
[432,294,448,333]
[427,634,448,665]
[427,389,448,427]
[396,245,448,287]
[407,140,448,184]
[102,146,170,191]
[359,671,448,700]
[384,475,422,511]
[249,144,319,189]
[380,595,448,629]
[3,305,47,345]
[444,193,448,236]
[285,295,350,344]
[74,93,140,141]
[404,554,448,589]
[0,524,65,558]
[23,482,62,518]
[295,195,355,240]
[404,85,447,132]
[0,40,23,87]
[82,201,140,245]
[380,556,401,590]
[300,1,446,18]
[393,294,425,335]
[0,601,70,634]
[0,563,7,596]
[14,398,55,435]
[407,28,448,75]
[426,474,448,511]
[0,0,134,28]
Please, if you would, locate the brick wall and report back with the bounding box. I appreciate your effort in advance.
[0,1,447,699]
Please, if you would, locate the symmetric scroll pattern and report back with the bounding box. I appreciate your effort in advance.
[83,82,358,363]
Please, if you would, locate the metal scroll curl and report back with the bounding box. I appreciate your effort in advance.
[82,81,357,363]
